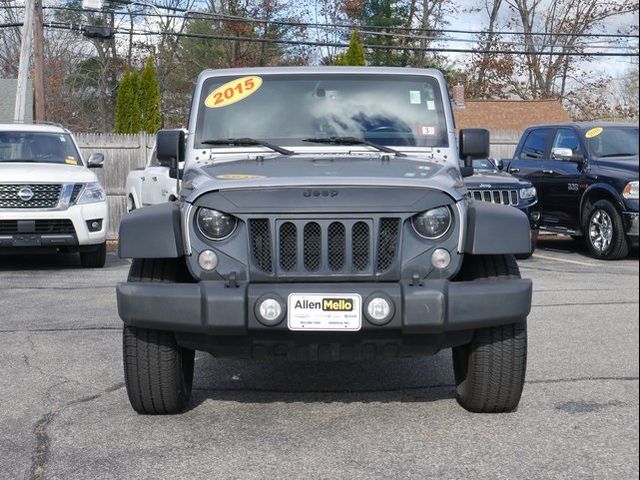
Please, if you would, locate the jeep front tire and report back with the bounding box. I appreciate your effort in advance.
[452,255,528,413]
[122,259,195,414]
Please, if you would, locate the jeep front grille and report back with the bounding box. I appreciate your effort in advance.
[468,189,519,206]
[0,184,63,209]
[249,217,401,278]
[0,219,75,234]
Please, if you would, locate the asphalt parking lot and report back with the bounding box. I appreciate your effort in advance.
[1,236,638,480]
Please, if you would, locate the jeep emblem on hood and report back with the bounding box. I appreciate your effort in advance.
[478,184,492,189]
[17,187,34,202]
[303,189,338,198]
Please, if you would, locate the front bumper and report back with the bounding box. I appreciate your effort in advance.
[117,278,532,336]
[0,202,108,247]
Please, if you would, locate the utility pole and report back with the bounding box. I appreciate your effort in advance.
[14,0,35,122]
[33,0,45,122]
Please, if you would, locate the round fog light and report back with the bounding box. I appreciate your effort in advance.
[431,248,451,269]
[198,250,218,271]
[255,296,285,326]
[364,294,395,326]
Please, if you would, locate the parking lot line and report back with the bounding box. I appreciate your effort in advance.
[532,253,600,267]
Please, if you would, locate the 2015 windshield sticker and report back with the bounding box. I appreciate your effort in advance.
[216,174,266,180]
[204,76,263,109]
[585,127,603,138]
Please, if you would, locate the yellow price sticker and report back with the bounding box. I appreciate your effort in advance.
[204,76,263,109]
[65,157,78,165]
[585,127,603,138]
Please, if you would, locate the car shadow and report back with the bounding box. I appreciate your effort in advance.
[189,352,456,407]
[0,251,129,271]
[536,234,639,260]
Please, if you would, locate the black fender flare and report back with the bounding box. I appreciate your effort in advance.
[465,201,532,255]
[580,183,626,220]
[119,202,184,259]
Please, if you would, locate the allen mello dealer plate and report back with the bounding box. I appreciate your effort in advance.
[287,293,362,331]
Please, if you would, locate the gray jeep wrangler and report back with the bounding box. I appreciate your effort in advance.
[117,67,533,415]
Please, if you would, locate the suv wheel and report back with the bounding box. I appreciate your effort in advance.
[80,242,106,268]
[585,200,629,260]
[123,258,195,414]
[452,255,527,413]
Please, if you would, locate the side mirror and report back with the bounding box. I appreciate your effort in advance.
[157,129,185,169]
[552,147,585,165]
[459,128,490,168]
[87,152,104,168]
[169,168,184,180]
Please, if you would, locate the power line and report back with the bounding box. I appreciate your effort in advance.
[76,0,640,39]
[43,21,640,57]
[39,5,639,50]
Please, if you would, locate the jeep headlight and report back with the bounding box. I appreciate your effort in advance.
[196,207,237,240]
[623,181,639,200]
[412,206,452,239]
[520,186,537,200]
[76,182,106,204]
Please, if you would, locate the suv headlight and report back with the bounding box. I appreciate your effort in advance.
[412,206,452,239]
[520,186,537,200]
[196,207,238,240]
[76,182,106,204]
[623,181,639,200]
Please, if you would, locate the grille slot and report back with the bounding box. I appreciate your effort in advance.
[249,219,273,273]
[0,184,62,209]
[352,222,370,271]
[0,220,75,234]
[468,189,519,206]
[303,222,322,271]
[279,222,297,271]
[328,222,346,271]
[376,218,401,272]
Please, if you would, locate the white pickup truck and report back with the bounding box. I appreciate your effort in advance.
[125,148,182,211]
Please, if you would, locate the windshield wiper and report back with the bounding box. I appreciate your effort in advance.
[0,159,37,163]
[201,138,294,156]
[302,136,407,157]
[598,153,636,158]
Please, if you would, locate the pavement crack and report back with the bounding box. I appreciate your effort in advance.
[29,383,125,480]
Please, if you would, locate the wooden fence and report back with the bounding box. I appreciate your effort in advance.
[75,130,522,239]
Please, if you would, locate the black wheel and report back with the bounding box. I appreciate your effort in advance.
[80,242,106,268]
[123,258,195,415]
[452,255,527,413]
[584,199,629,260]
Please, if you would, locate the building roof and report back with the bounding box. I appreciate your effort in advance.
[0,79,33,123]
[454,99,570,132]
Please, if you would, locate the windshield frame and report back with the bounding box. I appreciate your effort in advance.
[0,130,84,166]
[188,68,455,160]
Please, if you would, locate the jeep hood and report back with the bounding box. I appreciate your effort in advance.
[184,155,465,201]
[0,163,97,183]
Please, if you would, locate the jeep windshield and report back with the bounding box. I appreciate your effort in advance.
[585,126,639,159]
[0,131,82,165]
[473,159,499,172]
[194,73,449,151]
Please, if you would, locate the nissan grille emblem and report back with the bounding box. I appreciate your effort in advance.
[17,187,34,202]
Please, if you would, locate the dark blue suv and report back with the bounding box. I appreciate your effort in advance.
[508,123,638,260]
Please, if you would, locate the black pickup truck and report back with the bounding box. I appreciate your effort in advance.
[508,123,639,260]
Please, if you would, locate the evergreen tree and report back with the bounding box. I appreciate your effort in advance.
[334,31,366,66]
[139,57,162,133]
[114,68,143,134]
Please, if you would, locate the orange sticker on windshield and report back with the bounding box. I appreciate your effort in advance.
[204,76,263,109]
[65,156,77,165]
[585,127,603,138]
